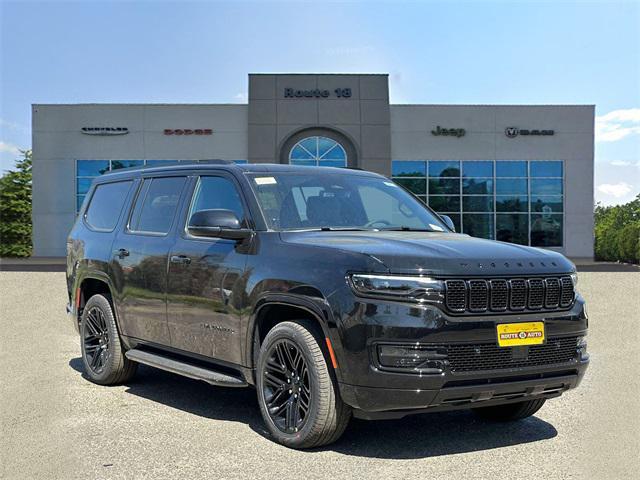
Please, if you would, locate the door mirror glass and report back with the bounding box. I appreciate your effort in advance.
[188,209,251,239]
[440,214,456,232]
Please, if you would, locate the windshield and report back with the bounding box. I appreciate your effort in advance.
[248,172,449,232]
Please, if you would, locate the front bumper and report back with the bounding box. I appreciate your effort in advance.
[330,291,589,418]
[341,359,588,419]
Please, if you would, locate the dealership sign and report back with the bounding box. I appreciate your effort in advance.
[431,126,466,138]
[81,127,129,135]
[284,88,352,98]
[164,129,213,135]
[505,127,554,138]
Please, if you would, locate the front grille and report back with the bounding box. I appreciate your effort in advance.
[446,336,579,372]
[444,275,575,314]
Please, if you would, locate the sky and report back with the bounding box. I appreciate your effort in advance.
[1,0,638,205]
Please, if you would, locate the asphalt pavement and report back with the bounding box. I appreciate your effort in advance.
[1,270,638,479]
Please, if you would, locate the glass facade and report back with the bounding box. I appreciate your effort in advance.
[289,136,347,167]
[76,160,247,212]
[392,160,564,247]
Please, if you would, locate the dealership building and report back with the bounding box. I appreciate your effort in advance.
[32,73,595,259]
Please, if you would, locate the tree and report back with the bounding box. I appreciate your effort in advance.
[0,149,32,257]
[594,194,640,264]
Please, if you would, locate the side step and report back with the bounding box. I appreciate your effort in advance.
[125,349,248,388]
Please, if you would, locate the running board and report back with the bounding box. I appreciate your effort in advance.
[125,349,248,388]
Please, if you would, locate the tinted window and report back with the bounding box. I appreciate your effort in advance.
[129,177,186,234]
[462,161,493,177]
[496,161,527,177]
[85,181,132,231]
[188,177,245,224]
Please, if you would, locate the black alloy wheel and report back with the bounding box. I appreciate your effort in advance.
[262,340,311,433]
[82,306,111,375]
[256,320,351,449]
[80,294,137,385]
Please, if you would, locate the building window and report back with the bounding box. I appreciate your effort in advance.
[391,160,564,247]
[75,159,247,212]
[289,136,347,167]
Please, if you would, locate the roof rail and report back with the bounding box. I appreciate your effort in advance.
[190,159,235,165]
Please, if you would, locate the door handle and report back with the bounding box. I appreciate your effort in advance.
[115,248,130,259]
[170,255,191,265]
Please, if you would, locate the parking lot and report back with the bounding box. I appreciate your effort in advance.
[1,269,638,480]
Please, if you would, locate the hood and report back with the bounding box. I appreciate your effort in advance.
[280,231,574,276]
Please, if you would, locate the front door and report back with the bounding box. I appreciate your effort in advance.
[112,175,188,345]
[166,175,250,364]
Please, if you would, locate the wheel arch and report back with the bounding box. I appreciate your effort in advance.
[76,272,118,327]
[246,294,342,384]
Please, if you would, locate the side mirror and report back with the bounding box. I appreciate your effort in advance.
[188,209,252,240]
[440,214,456,232]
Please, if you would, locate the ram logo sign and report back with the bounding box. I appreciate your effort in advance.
[505,127,554,138]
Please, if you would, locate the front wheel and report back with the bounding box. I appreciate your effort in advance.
[473,398,546,421]
[256,320,351,449]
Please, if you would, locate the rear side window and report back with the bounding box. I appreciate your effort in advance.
[129,176,186,234]
[85,181,132,231]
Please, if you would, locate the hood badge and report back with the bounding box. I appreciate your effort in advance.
[459,260,560,270]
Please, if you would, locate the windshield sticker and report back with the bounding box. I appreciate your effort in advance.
[254,177,277,185]
[429,224,445,231]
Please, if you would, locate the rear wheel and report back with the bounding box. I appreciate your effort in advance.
[473,398,546,421]
[80,294,137,385]
[256,320,351,449]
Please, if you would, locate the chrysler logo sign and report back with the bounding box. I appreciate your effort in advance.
[81,127,129,135]
[505,127,554,138]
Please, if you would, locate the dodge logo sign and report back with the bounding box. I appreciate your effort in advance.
[505,127,554,138]
[164,129,213,135]
[81,127,129,136]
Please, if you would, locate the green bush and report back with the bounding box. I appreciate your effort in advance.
[594,194,640,264]
[0,150,32,257]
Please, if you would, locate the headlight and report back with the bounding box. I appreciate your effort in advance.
[570,272,578,287]
[349,274,444,303]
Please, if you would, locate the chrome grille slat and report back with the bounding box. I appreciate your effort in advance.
[527,278,545,309]
[443,275,575,314]
[489,279,508,311]
[445,280,466,312]
[467,279,489,312]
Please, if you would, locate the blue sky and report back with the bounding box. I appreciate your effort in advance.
[1,0,638,205]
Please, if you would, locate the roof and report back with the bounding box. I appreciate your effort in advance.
[98,161,383,180]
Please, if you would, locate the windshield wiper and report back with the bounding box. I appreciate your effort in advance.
[318,227,370,232]
[378,226,437,232]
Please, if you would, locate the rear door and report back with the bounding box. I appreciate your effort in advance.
[111,175,188,345]
[166,174,250,364]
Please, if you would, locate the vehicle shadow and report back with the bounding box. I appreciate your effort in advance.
[69,358,557,459]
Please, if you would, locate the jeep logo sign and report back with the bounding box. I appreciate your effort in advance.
[505,127,554,138]
[431,126,466,138]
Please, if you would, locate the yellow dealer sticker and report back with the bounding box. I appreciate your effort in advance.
[497,322,545,347]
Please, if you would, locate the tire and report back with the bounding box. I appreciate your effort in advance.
[80,294,137,385]
[256,320,351,449]
[473,398,546,421]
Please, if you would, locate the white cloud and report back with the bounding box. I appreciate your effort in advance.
[597,182,634,198]
[233,92,247,103]
[0,118,29,133]
[0,141,21,155]
[610,160,640,167]
[595,108,640,142]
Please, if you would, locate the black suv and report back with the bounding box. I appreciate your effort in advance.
[66,162,589,448]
